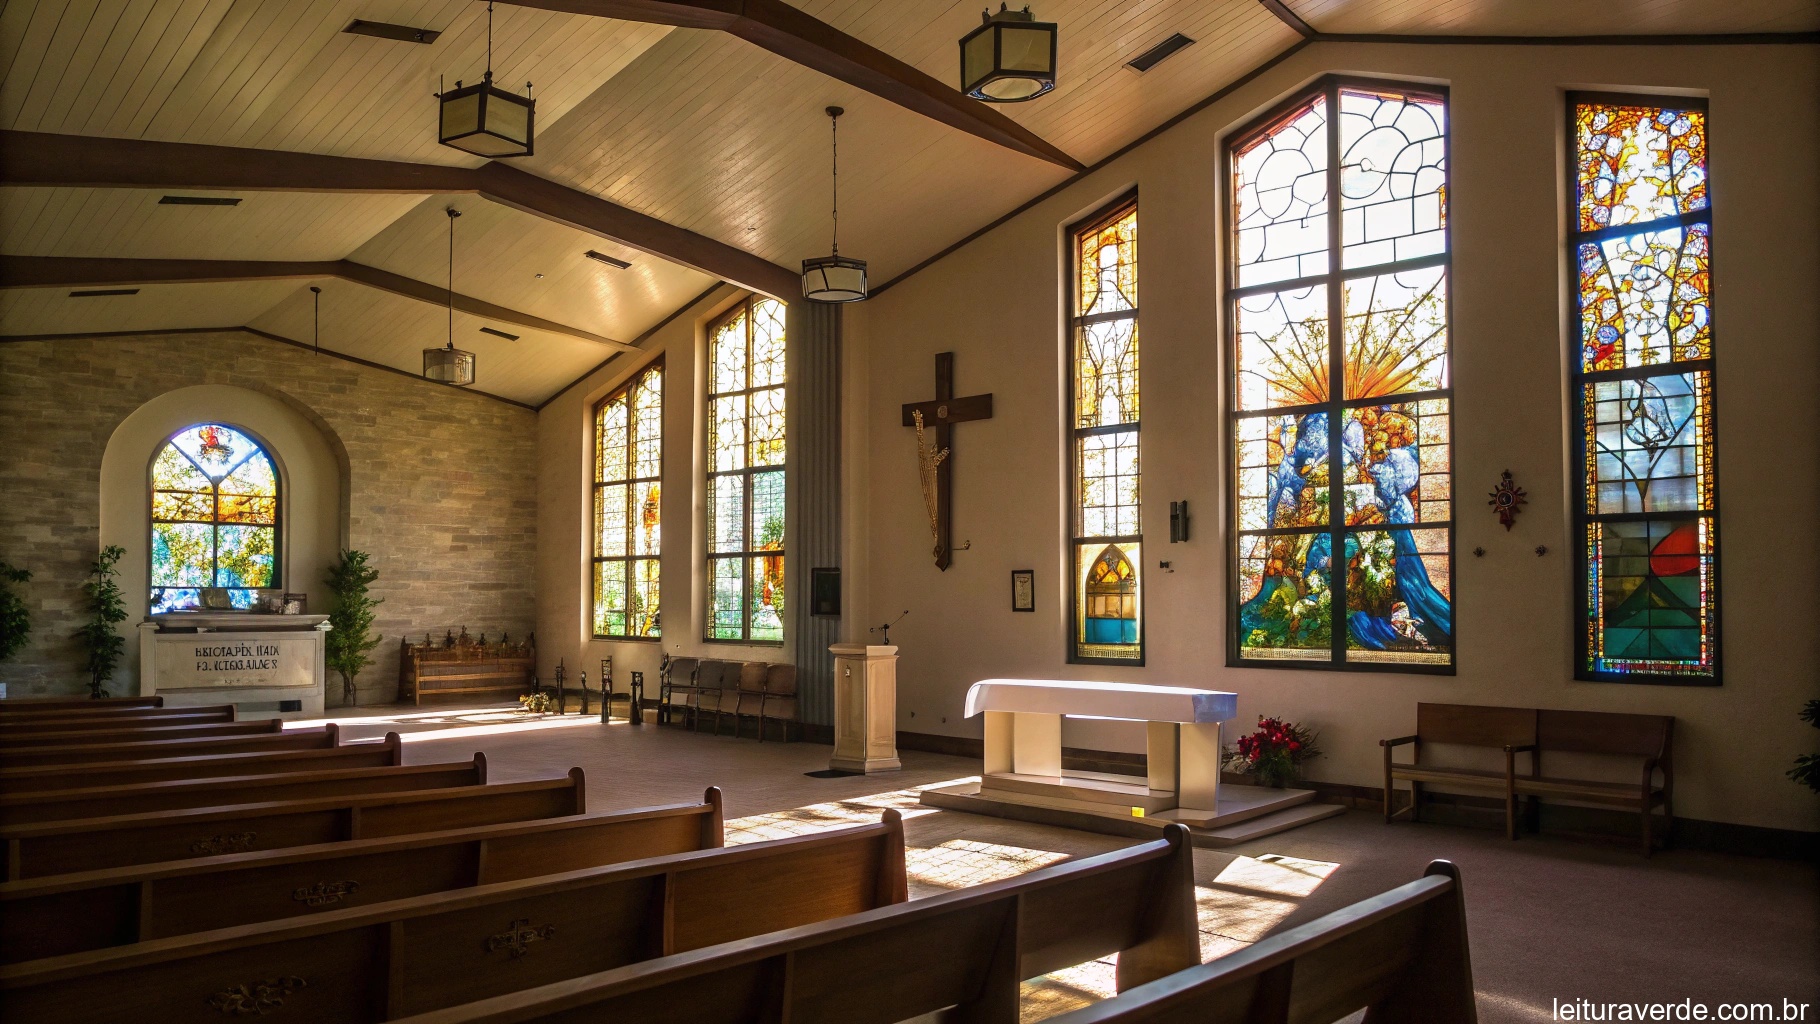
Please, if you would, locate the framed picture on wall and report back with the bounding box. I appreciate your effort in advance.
[1011,569,1035,612]
[811,568,841,616]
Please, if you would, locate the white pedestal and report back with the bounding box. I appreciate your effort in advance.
[138,614,331,720]
[828,643,901,773]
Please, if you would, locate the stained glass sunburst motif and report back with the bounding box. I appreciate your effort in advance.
[150,424,278,613]
[593,361,663,639]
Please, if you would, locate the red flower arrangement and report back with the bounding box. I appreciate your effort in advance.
[1224,716,1322,789]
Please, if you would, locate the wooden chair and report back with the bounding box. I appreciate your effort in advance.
[1527,710,1674,856]
[0,789,725,964]
[384,822,1199,1024]
[0,696,162,713]
[0,755,488,826]
[0,770,586,879]
[689,660,730,732]
[0,727,390,795]
[0,717,281,747]
[1039,861,1476,1024]
[759,664,799,742]
[1381,703,1536,840]
[0,705,237,732]
[733,662,768,738]
[0,724,341,769]
[661,657,702,727]
[0,811,907,1022]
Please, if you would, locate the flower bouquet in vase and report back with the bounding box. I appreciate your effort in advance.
[518,691,554,717]
[1225,716,1322,789]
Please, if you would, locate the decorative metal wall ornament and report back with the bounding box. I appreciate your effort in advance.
[424,207,477,386]
[487,918,556,957]
[959,4,1058,102]
[1488,470,1527,531]
[291,880,361,907]
[190,831,258,855]
[209,976,307,1016]
[436,2,534,157]
[801,106,868,302]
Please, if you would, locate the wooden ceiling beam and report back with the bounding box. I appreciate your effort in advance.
[500,0,1084,171]
[0,131,798,300]
[0,255,639,352]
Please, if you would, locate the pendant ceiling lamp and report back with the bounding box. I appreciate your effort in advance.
[437,2,535,157]
[801,106,867,304]
[959,4,1058,103]
[424,208,478,386]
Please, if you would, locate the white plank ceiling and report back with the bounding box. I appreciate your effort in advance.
[3,0,1814,404]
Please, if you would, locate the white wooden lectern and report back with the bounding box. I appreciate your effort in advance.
[828,643,901,773]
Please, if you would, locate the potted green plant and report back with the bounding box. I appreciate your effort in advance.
[518,690,554,716]
[1224,716,1323,789]
[1792,700,1819,794]
[0,561,31,666]
[78,546,128,698]
[324,550,383,706]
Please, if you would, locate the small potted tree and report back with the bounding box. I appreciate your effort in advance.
[0,560,31,668]
[324,550,382,706]
[78,546,128,698]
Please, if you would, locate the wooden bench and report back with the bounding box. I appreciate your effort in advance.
[0,705,237,730]
[1383,703,1674,854]
[0,723,340,768]
[383,822,1200,1024]
[1039,861,1475,1024]
[0,696,163,713]
[0,810,905,1022]
[0,728,390,795]
[0,755,489,826]
[1,770,586,879]
[0,789,724,964]
[0,717,281,747]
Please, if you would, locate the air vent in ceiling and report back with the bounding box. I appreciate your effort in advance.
[343,20,441,44]
[1126,33,1196,73]
[159,195,241,206]
[584,250,632,270]
[479,327,520,341]
[69,288,140,298]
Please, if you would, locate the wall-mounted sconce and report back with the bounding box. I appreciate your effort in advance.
[1169,500,1190,543]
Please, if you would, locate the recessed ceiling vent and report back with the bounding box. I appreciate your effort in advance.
[1126,33,1196,73]
[69,288,140,298]
[478,326,520,341]
[344,20,441,44]
[584,250,632,270]
[159,195,241,206]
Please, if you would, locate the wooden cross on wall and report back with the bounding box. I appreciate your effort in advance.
[902,352,993,571]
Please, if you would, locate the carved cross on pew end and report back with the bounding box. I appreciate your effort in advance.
[901,352,993,571]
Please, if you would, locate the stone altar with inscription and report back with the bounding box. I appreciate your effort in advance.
[138,613,331,719]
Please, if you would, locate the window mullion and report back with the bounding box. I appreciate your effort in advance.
[1324,78,1346,666]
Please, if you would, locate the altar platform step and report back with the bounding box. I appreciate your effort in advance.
[919,779,1345,848]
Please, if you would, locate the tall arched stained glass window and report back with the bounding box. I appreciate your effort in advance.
[150,424,280,613]
[1225,78,1455,672]
[1569,95,1718,683]
[706,297,786,644]
[593,358,664,639]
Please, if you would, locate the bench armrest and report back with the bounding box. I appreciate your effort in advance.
[1380,734,1419,748]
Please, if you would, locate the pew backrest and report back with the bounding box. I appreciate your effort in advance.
[0,724,339,768]
[0,728,391,795]
[0,718,281,747]
[0,696,162,713]
[0,769,586,879]
[0,755,489,826]
[0,809,903,1022]
[0,706,237,730]
[381,823,1200,1024]
[1038,861,1475,1024]
[0,788,724,963]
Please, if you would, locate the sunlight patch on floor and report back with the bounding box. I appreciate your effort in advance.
[299,715,607,744]
[723,777,978,844]
[907,839,1071,891]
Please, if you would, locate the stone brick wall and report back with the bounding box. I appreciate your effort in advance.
[0,330,537,703]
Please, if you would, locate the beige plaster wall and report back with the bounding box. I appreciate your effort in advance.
[850,41,1820,832]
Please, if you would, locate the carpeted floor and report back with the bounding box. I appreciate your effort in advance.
[311,705,1820,1022]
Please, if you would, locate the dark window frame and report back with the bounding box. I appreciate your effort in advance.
[592,355,665,642]
[704,296,787,646]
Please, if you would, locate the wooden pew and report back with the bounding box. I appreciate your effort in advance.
[0,717,282,747]
[1038,861,1475,1024]
[0,729,392,795]
[0,810,906,1022]
[0,696,162,712]
[0,755,489,825]
[1,769,586,879]
[382,822,1201,1024]
[0,705,237,729]
[0,789,725,964]
[0,723,340,769]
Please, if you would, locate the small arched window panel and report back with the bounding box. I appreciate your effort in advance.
[1083,545,1138,647]
[150,424,280,613]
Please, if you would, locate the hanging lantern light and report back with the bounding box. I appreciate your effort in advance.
[437,2,535,158]
[959,4,1058,103]
[424,208,478,386]
[801,106,867,303]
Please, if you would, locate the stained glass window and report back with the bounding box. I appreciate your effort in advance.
[706,297,786,644]
[150,424,279,613]
[1227,79,1454,671]
[593,359,664,639]
[1570,96,1718,682]
[1070,198,1142,662]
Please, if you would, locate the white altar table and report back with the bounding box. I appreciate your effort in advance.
[964,678,1238,822]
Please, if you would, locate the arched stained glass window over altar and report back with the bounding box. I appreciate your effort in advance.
[150,424,280,613]
[1225,78,1455,672]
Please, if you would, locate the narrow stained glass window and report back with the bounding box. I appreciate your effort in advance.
[1570,96,1718,682]
[1227,79,1455,671]
[593,359,664,639]
[150,424,280,613]
[706,297,786,644]
[1069,198,1142,662]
